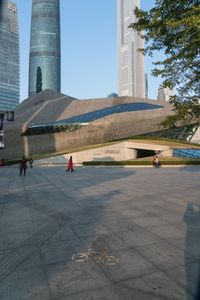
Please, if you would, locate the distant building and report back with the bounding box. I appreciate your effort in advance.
[29,0,61,96]
[157,85,174,102]
[145,73,148,99]
[117,0,145,98]
[107,93,118,98]
[0,0,20,111]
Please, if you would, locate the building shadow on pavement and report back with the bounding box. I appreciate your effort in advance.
[0,167,136,299]
[183,203,200,299]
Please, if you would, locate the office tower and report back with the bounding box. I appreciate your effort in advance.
[0,0,20,111]
[157,84,174,102]
[29,0,61,96]
[117,0,145,98]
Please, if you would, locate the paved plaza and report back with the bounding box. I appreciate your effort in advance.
[0,165,200,300]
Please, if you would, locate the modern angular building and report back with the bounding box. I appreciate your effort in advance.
[29,0,61,97]
[3,89,200,160]
[2,89,173,159]
[0,0,20,111]
[117,0,145,98]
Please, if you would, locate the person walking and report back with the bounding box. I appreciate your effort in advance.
[29,157,33,168]
[19,157,27,176]
[66,156,74,172]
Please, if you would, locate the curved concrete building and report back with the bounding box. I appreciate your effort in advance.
[28,0,61,96]
[2,90,173,159]
[117,0,145,98]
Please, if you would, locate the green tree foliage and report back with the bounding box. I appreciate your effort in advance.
[129,0,200,127]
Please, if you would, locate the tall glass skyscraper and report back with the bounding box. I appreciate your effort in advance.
[117,0,145,98]
[29,0,61,97]
[0,0,20,111]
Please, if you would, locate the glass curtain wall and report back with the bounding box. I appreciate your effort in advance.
[29,0,61,96]
[0,0,20,111]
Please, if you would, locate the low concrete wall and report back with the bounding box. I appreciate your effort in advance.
[63,142,137,163]
[34,141,173,165]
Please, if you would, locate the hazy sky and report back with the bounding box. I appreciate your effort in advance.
[14,0,162,102]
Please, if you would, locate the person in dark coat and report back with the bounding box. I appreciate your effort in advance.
[19,157,27,176]
[66,156,74,172]
[29,157,33,168]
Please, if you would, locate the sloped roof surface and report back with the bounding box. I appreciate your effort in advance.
[10,89,171,128]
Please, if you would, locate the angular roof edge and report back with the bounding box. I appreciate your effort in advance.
[20,89,78,104]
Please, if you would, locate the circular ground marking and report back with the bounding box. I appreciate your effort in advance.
[72,253,88,262]
[87,248,97,256]
[99,255,120,266]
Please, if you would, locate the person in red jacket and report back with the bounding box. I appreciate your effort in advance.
[66,156,74,172]
[0,159,4,167]
[19,157,27,176]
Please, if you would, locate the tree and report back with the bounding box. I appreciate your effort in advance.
[129,0,200,127]
[36,66,42,93]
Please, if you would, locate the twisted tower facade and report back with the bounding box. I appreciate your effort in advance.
[29,0,61,96]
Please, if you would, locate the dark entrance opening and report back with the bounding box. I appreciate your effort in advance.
[136,149,155,159]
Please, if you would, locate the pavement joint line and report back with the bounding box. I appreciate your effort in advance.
[0,219,69,282]
[0,167,200,299]
[0,246,36,282]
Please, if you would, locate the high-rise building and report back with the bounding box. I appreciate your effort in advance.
[117,0,145,98]
[0,0,20,111]
[157,84,174,102]
[145,73,148,99]
[29,0,61,97]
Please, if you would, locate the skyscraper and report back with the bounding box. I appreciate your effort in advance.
[29,0,61,97]
[0,0,20,111]
[157,84,174,102]
[117,0,145,98]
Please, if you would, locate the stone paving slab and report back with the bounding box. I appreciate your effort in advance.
[0,166,200,299]
[98,247,156,282]
[46,260,110,298]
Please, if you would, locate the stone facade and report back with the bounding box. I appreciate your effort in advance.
[1,90,172,160]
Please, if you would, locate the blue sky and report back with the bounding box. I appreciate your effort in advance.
[15,0,161,101]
